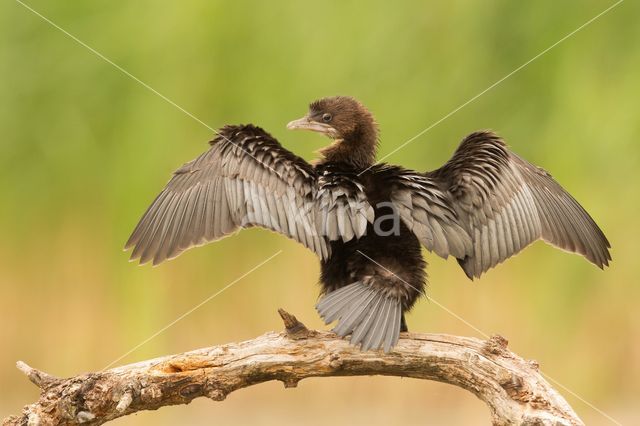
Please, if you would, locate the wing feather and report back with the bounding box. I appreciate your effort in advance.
[126,125,326,263]
[429,131,610,278]
[126,125,376,264]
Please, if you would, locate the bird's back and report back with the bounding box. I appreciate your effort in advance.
[318,165,426,300]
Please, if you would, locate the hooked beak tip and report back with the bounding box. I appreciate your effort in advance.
[286,116,336,136]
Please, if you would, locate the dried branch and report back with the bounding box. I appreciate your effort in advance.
[3,310,583,426]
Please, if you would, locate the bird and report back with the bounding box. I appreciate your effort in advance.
[125,96,611,353]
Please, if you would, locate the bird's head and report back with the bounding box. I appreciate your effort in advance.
[287,96,378,144]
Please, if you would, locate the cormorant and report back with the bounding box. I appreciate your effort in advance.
[125,96,611,352]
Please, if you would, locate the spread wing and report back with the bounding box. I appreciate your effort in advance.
[125,124,373,265]
[371,164,472,259]
[429,131,611,278]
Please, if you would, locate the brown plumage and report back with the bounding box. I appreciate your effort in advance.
[125,96,611,352]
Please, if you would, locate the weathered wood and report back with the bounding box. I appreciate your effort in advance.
[3,310,583,426]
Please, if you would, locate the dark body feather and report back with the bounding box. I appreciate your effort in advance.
[126,96,610,353]
[319,163,427,344]
[320,164,426,303]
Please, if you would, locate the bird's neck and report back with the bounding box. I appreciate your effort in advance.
[317,130,378,170]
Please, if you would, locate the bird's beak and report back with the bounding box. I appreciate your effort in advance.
[287,116,336,136]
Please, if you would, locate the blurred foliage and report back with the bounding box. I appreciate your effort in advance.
[1,0,638,424]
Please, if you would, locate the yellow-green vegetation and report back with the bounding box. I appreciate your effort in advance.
[1,1,638,424]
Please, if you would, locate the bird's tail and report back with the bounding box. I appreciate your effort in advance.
[316,281,402,353]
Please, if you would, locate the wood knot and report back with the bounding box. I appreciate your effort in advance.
[329,353,343,369]
[206,389,226,401]
[278,308,311,339]
[282,378,299,388]
[179,384,203,399]
[482,334,509,355]
[498,372,524,397]
[163,362,184,373]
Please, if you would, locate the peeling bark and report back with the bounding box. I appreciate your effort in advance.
[3,310,583,426]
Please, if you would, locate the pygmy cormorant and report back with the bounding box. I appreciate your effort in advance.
[126,96,611,352]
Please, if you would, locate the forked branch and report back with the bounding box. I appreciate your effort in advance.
[3,309,583,426]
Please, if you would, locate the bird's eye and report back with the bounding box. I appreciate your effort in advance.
[322,113,332,122]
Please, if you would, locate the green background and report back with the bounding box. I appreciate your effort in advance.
[1,0,638,424]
